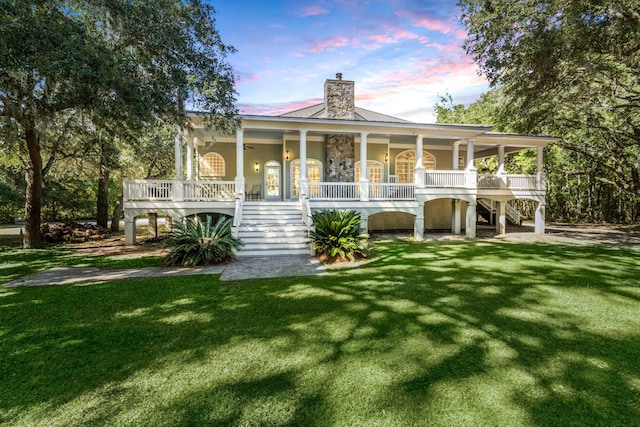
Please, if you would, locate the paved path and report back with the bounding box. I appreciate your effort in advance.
[3,255,328,288]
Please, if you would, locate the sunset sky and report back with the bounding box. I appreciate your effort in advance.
[213,0,489,123]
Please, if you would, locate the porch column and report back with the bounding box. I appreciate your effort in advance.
[174,130,183,179]
[451,200,462,235]
[466,138,475,170]
[465,201,477,238]
[414,134,425,187]
[497,145,506,188]
[124,218,136,245]
[186,138,195,180]
[359,132,369,201]
[452,142,460,170]
[235,128,245,198]
[496,201,506,234]
[299,129,308,200]
[535,201,546,234]
[537,147,545,190]
[414,200,425,241]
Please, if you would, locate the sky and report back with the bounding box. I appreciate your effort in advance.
[213,0,489,123]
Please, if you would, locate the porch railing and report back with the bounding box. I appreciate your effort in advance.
[183,180,236,201]
[369,183,415,200]
[424,170,467,188]
[124,179,173,201]
[308,182,359,200]
[477,174,546,190]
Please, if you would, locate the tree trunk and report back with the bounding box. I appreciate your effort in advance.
[24,117,43,248]
[110,195,123,232]
[96,149,110,228]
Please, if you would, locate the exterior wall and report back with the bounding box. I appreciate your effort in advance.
[200,142,236,180]
[244,143,283,198]
[424,199,467,230]
[283,138,325,199]
[355,142,388,180]
[369,212,414,231]
[325,135,355,182]
[388,148,452,176]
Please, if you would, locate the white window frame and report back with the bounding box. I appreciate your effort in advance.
[395,150,436,183]
[200,152,225,178]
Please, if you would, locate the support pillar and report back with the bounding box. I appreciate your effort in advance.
[360,213,369,235]
[535,202,546,234]
[165,216,172,232]
[537,147,545,190]
[452,143,460,171]
[125,218,136,245]
[466,138,475,170]
[414,134,425,187]
[148,213,158,238]
[299,129,308,200]
[359,132,369,201]
[465,201,477,238]
[186,138,195,180]
[235,128,245,198]
[496,201,506,235]
[414,201,425,241]
[174,131,183,179]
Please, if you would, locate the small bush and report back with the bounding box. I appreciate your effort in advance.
[163,215,241,266]
[310,209,369,262]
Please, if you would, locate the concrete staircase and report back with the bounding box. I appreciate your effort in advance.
[236,201,311,257]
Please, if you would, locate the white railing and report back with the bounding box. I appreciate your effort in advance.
[124,179,173,201]
[477,174,505,189]
[308,182,359,200]
[507,174,545,190]
[424,170,467,188]
[184,180,236,201]
[369,183,415,200]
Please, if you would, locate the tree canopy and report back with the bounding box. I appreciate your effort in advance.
[0,0,238,246]
[458,0,640,197]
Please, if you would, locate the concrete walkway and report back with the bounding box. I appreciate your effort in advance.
[3,255,328,288]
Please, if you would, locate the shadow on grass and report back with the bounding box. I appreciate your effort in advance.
[0,241,639,425]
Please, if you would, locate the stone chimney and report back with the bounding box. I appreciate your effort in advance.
[324,73,355,182]
[324,72,355,120]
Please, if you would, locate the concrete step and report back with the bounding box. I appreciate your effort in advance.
[241,219,303,226]
[238,224,308,233]
[237,248,312,257]
[242,241,310,250]
[240,236,309,244]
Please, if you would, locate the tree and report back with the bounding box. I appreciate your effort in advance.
[0,1,238,246]
[459,0,640,199]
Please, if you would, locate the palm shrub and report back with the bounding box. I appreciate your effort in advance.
[310,209,369,262]
[163,215,241,266]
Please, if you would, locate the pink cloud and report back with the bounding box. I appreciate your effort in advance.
[309,35,351,53]
[395,9,467,39]
[300,5,329,17]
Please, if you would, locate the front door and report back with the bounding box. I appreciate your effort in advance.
[265,161,281,200]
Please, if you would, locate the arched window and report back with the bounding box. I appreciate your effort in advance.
[291,159,322,197]
[355,160,384,183]
[395,150,436,183]
[201,152,225,177]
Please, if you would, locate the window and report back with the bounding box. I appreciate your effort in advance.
[395,150,435,183]
[201,152,225,177]
[291,159,322,197]
[355,160,383,183]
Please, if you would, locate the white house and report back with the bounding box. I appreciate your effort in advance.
[123,74,557,256]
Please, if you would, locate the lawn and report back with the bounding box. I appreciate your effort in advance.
[1,240,639,426]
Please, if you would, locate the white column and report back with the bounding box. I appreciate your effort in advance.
[466,138,475,170]
[537,147,545,190]
[497,145,505,174]
[299,129,308,200]
[186,138,194,180]
[414,201,425,241]
[465,201,477,238]
[174,131,183,179]
[452,143,460,170]
[359,132,369,201]
[235,128,245,198]
[414,134,425,187]
[194,144,200,180]
[535,201,545,234]
[148,213,158,238]
[496,201,506,234]
[124,218,136,245]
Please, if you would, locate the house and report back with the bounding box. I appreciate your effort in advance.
[123,74,557,256]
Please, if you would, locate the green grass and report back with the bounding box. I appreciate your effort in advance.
[1,241,639,426]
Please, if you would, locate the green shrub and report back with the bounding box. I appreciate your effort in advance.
[163,215,241,266]
[310,209,369,262]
